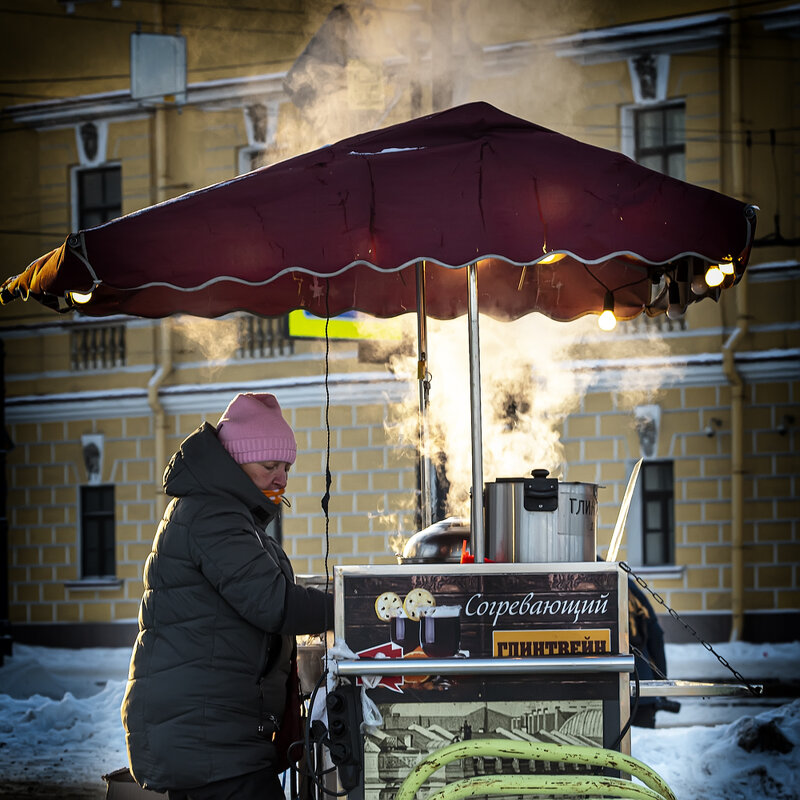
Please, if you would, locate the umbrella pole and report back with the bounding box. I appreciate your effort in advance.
[467,262,485,562]
[416,261,432,530]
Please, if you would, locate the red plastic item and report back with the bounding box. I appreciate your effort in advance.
[460,540,494,563]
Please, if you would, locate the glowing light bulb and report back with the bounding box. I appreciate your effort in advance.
[598,309,617,331]
[719,261,735,275]
[69,290,93,304]
[598,290,616,331]
[705,266,724,287]
[539,253,565,264]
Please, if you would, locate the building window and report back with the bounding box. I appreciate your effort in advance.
[80,485,116,578]
[633,103,685,180]
[70,323,126,370]
[640,461,674,565]
[76,165,121,229]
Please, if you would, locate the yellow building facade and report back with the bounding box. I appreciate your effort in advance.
[1,0,798,648]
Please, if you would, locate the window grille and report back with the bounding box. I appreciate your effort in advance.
[634,103,685,180]
[237,315,293,359]
[70,324,126,370]
[76,165,122,229]
[80,485,116,578]
[640,460,675,566]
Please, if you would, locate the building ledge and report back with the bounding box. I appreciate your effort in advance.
[553,12,730,64]
[625,564,685,581]
[4,71,287,129]
[64,578,123,590]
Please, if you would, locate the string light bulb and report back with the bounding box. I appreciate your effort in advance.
[719,260,735,275]
[666,280,683,320]
[598,290,617,331]
[539,253,566,264]
[68,290,93,304]
[691,265,708,295]
[704,264,724,287]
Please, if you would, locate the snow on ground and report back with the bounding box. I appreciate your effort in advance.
[0,641,798,798]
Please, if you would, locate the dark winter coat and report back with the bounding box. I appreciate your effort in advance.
[121,422,332,792]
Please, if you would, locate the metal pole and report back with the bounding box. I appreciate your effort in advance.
[334,655,635,677]
[467,263,485,562]
[637,679,762,697]
[0,339,11,665]
[416,261,432,530]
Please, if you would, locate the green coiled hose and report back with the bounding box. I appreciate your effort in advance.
[394,739,676,800]
[420,775,665,800]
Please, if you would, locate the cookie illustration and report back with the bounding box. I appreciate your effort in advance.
[403,588,435,620]
[374,591,403,621]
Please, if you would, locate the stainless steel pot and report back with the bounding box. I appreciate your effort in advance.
[484,469,597,563]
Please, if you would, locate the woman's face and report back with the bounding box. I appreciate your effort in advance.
[241,460,291,491]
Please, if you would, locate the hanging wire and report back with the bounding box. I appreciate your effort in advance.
[322,281,332,601]
[610,661,640,753]
[580,262,652,295]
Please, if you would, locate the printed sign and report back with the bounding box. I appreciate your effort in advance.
[493,628,612,657]
[335,564,624,702]
[335,564,630,796]
[364,698,605,800]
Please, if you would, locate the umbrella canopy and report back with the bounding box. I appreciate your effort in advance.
[1,102,755,322]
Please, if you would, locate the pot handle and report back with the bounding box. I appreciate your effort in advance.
[524,470,558,512]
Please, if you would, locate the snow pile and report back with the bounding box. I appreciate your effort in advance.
[0,641,799,797]
[0,645,131,784]
[0,679,129,784]
[633,700,800,800]
[666,640,800,681]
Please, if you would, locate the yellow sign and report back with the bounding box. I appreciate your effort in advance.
[288,309,405,341]
[493,629,611,658]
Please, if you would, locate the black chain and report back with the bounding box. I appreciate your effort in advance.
[620,561,762,696]
[630,645,669,681]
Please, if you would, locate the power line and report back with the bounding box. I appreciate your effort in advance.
[0,54,292,86]
[0,32,797,91]
[0,229,67,238]
[0,5,307,36]
[129,0,303,15]
[0,0,793,46]
[0,0,796,92]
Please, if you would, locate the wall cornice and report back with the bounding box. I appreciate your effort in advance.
[5,350,798,424]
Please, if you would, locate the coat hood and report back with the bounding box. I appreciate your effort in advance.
[163,422,277,526]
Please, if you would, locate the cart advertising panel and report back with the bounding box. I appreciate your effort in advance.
[333,562,629,799]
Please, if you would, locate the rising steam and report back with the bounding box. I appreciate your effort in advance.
[385,312,673,523]
[173,315,240,373]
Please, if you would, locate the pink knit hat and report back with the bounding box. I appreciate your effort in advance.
[216,393,296,465]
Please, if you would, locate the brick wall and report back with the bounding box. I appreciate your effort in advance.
[6,395,417,628]
[566,379,799,619]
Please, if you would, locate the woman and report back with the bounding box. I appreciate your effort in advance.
[121,392,333,799]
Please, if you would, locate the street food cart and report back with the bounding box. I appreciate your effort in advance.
[2,103,760,800]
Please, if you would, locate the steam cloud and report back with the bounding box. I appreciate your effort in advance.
[385,312,674,526]
[173,315,240,373]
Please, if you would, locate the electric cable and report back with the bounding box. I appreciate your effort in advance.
[0,0,790,44]
[300,670,348,797]
[610,660,640,752]
[1,0,799,98]
[0,5,307,36]
[306,277,350,798]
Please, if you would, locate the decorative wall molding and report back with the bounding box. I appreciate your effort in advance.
[553,12,730,65]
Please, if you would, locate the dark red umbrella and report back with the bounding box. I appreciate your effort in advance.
[1,102,755,322]
[1,102,757,557]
